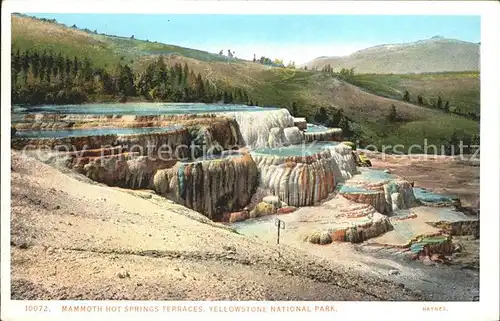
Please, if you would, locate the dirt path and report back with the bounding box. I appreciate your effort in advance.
[10,151,421,301]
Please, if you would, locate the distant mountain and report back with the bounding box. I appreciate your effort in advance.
[305,37,480,74]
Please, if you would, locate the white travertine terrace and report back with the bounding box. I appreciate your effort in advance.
[251,144,357,207]
[223,109,295,148]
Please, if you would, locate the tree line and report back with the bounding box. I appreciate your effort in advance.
[310,106,356,139]
[321,65,355,76]
[252,55,285,68]
[11,49,251,106]
[403,90,478,121]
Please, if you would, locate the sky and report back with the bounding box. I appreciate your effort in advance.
[28,14,480,65]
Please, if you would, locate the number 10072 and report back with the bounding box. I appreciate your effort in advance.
[25,305,49,312]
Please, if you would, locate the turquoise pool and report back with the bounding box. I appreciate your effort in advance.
[413,187,458,204]
[251,141,339,157]
[13,125,184,139]
[306,123,330,133]
[12,103,278,116]
[355,168,397,183]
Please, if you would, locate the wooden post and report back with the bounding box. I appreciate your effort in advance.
[275,218,285,244]
[277,222,281,244]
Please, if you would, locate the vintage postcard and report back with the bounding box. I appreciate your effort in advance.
[1,1,499,320]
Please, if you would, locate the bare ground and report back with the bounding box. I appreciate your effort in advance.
[365,151,480,208]
[10,150,423,301]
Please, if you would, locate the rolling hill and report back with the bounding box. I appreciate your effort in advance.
[339,72,480,116]
[11,14,480,152]
[305,36,480,74]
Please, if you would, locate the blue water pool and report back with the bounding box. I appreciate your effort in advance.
[356,168,397,183]
[413,187,458,204]
[13,125,184,139]
[306,123,330,133]
[190,150,244,162]
[251,141,339,157]
[12,103,278,116]
[339,184,375,194]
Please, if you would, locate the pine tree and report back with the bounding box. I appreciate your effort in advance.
[21,50,30,83]
[188,70,196,88]
[292,102,298,116]
[31,51,40,80]
[182,87,190,102]
[72,56,79,76]
[333,109,342,127]
[417,95,423,106]
[444,101,450,112]
[11,50,17,86]
[447,131,459,155]
[243,91,249,105]
[82,58,93,82]
[337,115,353,137]
[74,69,85,88]
[205,80,213,102]
[403,91,410,102]
[117,64,136,97]
[471,133,480,146]
[12,49,22,85]
[462,134,472,155]
[100,69,115,94]
[195,73,205,101]
[175,63,183,86]
[56,53,65,80]
[387,104,397,122]
[236,88,243,103]
[182,63,189,88]
[65,57,72,78]
[47,51,55,80]
[139,64,155,98]
[154,55,167,85]
[314,107,329,124]
[39,51,50,82]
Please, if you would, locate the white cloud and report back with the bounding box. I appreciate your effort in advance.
[197,42,373,65]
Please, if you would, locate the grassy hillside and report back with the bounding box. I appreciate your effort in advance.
[12,14,232,69]
[306,36,480,74]
[11,14,480,152]
[339,72,480,116]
